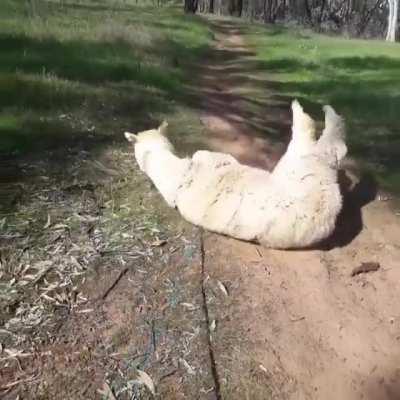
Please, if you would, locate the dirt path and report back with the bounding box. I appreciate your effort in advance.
[197,21,290,171]
[198,18,400,400]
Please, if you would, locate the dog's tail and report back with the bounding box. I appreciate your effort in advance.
[318,105,347,167]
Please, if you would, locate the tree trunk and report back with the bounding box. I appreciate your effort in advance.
[28,0,37,17]
[237,0,243,17]
[209,0,214,13]
[386,0,399,41]
[318,0,326,24]
[184,0,198,13]
[304,0,312,23]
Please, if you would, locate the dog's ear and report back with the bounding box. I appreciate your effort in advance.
[124,131,138,142]
[158,120,168,135]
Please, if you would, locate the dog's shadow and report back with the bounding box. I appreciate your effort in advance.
[319,170,378,250]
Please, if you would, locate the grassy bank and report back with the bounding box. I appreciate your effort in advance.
[0,0,211,155]
[0,5,213,395]
[247,25,400,193]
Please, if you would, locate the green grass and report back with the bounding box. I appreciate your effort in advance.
[0,0,211,154]
[247,25,400,193]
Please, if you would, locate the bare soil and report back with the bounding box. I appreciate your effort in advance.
[199,18,400,400]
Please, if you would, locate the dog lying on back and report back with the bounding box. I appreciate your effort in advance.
[124,100,347,249]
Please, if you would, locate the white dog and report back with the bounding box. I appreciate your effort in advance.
[124,100,346,249]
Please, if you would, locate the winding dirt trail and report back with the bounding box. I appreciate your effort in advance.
[198,18,400,400]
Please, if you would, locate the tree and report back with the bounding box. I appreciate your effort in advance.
[185,0,199,13]
[193,0,397,40]
[386,0,399,41]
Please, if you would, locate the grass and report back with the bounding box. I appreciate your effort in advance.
[247,25,400,194]
[0,0,211,155]
[0,0,209,357]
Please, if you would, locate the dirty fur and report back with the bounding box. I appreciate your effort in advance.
[124,100,347,249]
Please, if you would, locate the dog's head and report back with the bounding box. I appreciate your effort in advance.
[124,121,173,172]
[124,120,169,144]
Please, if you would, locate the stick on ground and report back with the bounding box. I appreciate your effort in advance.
[101,267,129,300]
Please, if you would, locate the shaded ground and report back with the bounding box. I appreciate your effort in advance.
[196,21,291,171]
[0,143,217,399]
[1,3,217,397]
[0,0,210,155]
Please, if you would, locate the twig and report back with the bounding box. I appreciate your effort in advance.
[150,319,157,353]
[101,267,129,300]
[0,374,39,391]
[32,265,53,285]
[255,246,263,258]
[0,234,24,239]
[0,350,52,362]
[159,368,178,381]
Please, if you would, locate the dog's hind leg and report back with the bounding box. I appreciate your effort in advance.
[317,105,347,167]
[286,100,317,155]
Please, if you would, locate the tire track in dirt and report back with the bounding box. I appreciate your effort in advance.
[198,17,400,400]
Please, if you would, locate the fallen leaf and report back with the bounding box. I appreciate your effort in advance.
[181,302,198,310]
[76,309,93,314]
[151,238,167,247]
[41,293,56,302]
[52,223,69,230]
[216,280,228,296]
[2,348,32,359]
[133,369,156,395]
[97,382,116,400]
[259,364,268,373]
[210,320,216,332]
[44,214,51,229]
[179,358,196,375]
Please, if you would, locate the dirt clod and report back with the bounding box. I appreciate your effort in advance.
[351,262,381,277]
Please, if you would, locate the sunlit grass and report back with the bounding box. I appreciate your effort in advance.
[0,0,211,154]
[248,25,400,193]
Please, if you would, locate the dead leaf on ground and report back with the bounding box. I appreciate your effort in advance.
[181,302,198,311]
[150,238,167,247]
[216,280,228,296]
[179,358,196,375]
[43,214,51,229]
[209,319,216,332]
[97,382,117,400]
[133,369,156,396]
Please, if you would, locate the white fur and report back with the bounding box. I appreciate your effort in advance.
[124,101,347,249]
[125,122,191,208]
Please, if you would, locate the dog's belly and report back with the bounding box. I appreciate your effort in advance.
[176,161,271,240]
